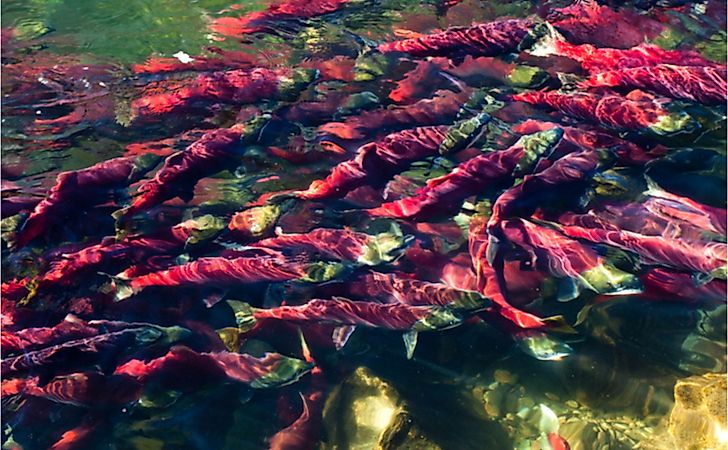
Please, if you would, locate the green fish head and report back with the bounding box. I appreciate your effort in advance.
[506,65,550,88]
[230,204,283,239]
[239,114,272,144]
[249,354,314,389]
[649,111,700,136]
[353,53,388,81]
[133,326,164,345]
[358,223,412,266]
[580,264,643,296]
[180,215,226,246]
[591,169,637,199]
[517,331,572,361]
[439,112,492,155]
[277,69,320,99]
[300,261,347,283]
[415,307,463,331]
[130,153,162,180]
[450,290,492,312]
[513,127,564,176]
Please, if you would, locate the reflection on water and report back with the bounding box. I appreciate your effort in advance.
[1,0,726,448]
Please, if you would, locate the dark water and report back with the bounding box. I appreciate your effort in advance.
[1,0,727,449]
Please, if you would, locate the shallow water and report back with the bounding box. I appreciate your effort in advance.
[1,0,727,449]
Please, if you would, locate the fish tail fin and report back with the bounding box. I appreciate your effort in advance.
[520,21,563,57]
[98,272,136,302]
[227,300,258,333]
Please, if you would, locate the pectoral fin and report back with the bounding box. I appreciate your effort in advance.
[402,330,419,359]
[332,325,357,350]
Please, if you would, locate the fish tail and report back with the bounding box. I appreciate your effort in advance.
[227,300,258,333]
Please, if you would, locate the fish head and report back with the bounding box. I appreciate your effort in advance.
[513,127,564,177]
[156,325,192,346]
[591,169,639,199]
[249,354,314,389]
[340,91,380,114]
[180,215,226,246]
[277,69,320,99]
[516,331,572,361]
[133,326,164,345]
[353,52,389,81]
[649,112,700,136]
[239,113,272,144]
[439,111,492,155]
[300,261,347,283]
[506,65,550,88]
[359,223,412,265]
[415,307,463,331]
[580,263,643,296]
[450,290,492,312]
[228,204,282,240]
[130,153,162,179]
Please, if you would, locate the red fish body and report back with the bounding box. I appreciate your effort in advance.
[11,154,161,249]
[116,120,267,222]
[487,150,608,232]
[367,129,563,220]
[468,215,549,329]
[114,346,312,389]
[529,30,719,74]
[495,218,642,297]
[319,89,470,140]
[582,64,727,105]
[295,126,449,200]
[235,298,463,334]
[250,226,408,266]
[512,90,697,135]
[210,0,349,36]
[2,372,142,407]
[5,216,224,301]
[131,68,316,121]
[347,271,491,312]
[643,188,727,236]
[512,119,664,166]
[556,223,728,277]
[640,268,727,303]
[378,18,534,58]
[1,323,186,375]
[112,256,344,301]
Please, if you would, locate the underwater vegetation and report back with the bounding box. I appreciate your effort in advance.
[1,0,726,448]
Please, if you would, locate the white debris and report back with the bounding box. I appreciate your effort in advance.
[173,51,194,64]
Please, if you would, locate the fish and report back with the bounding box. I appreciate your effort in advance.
[1,323,189,375]
[210,0,349,37]
[109,256,346,301]
[228,203,285,241]
[512,90,699,136]
[580,64,727,105]
[525,22,720,73]
[318,89,472,140]
[511,119,666,166]
[249,225,410,265]
[547,0,664,48]
[639,268,727,303]
[130,68,317,122]
[346,271,492,312]
[366,129,563,220]
[5,215,224,302]
[2,372,142,407]
[553,222,728,279]
[10,154,161,250]
[228,298,463,358]
[291,125,451,201]
[378,18,535,58]
[487,149,614,234]
[114,346,313,389]
[114,116,269,225]
[131,48,259,75]
[643,180,727,235]
[494,218,643,299]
